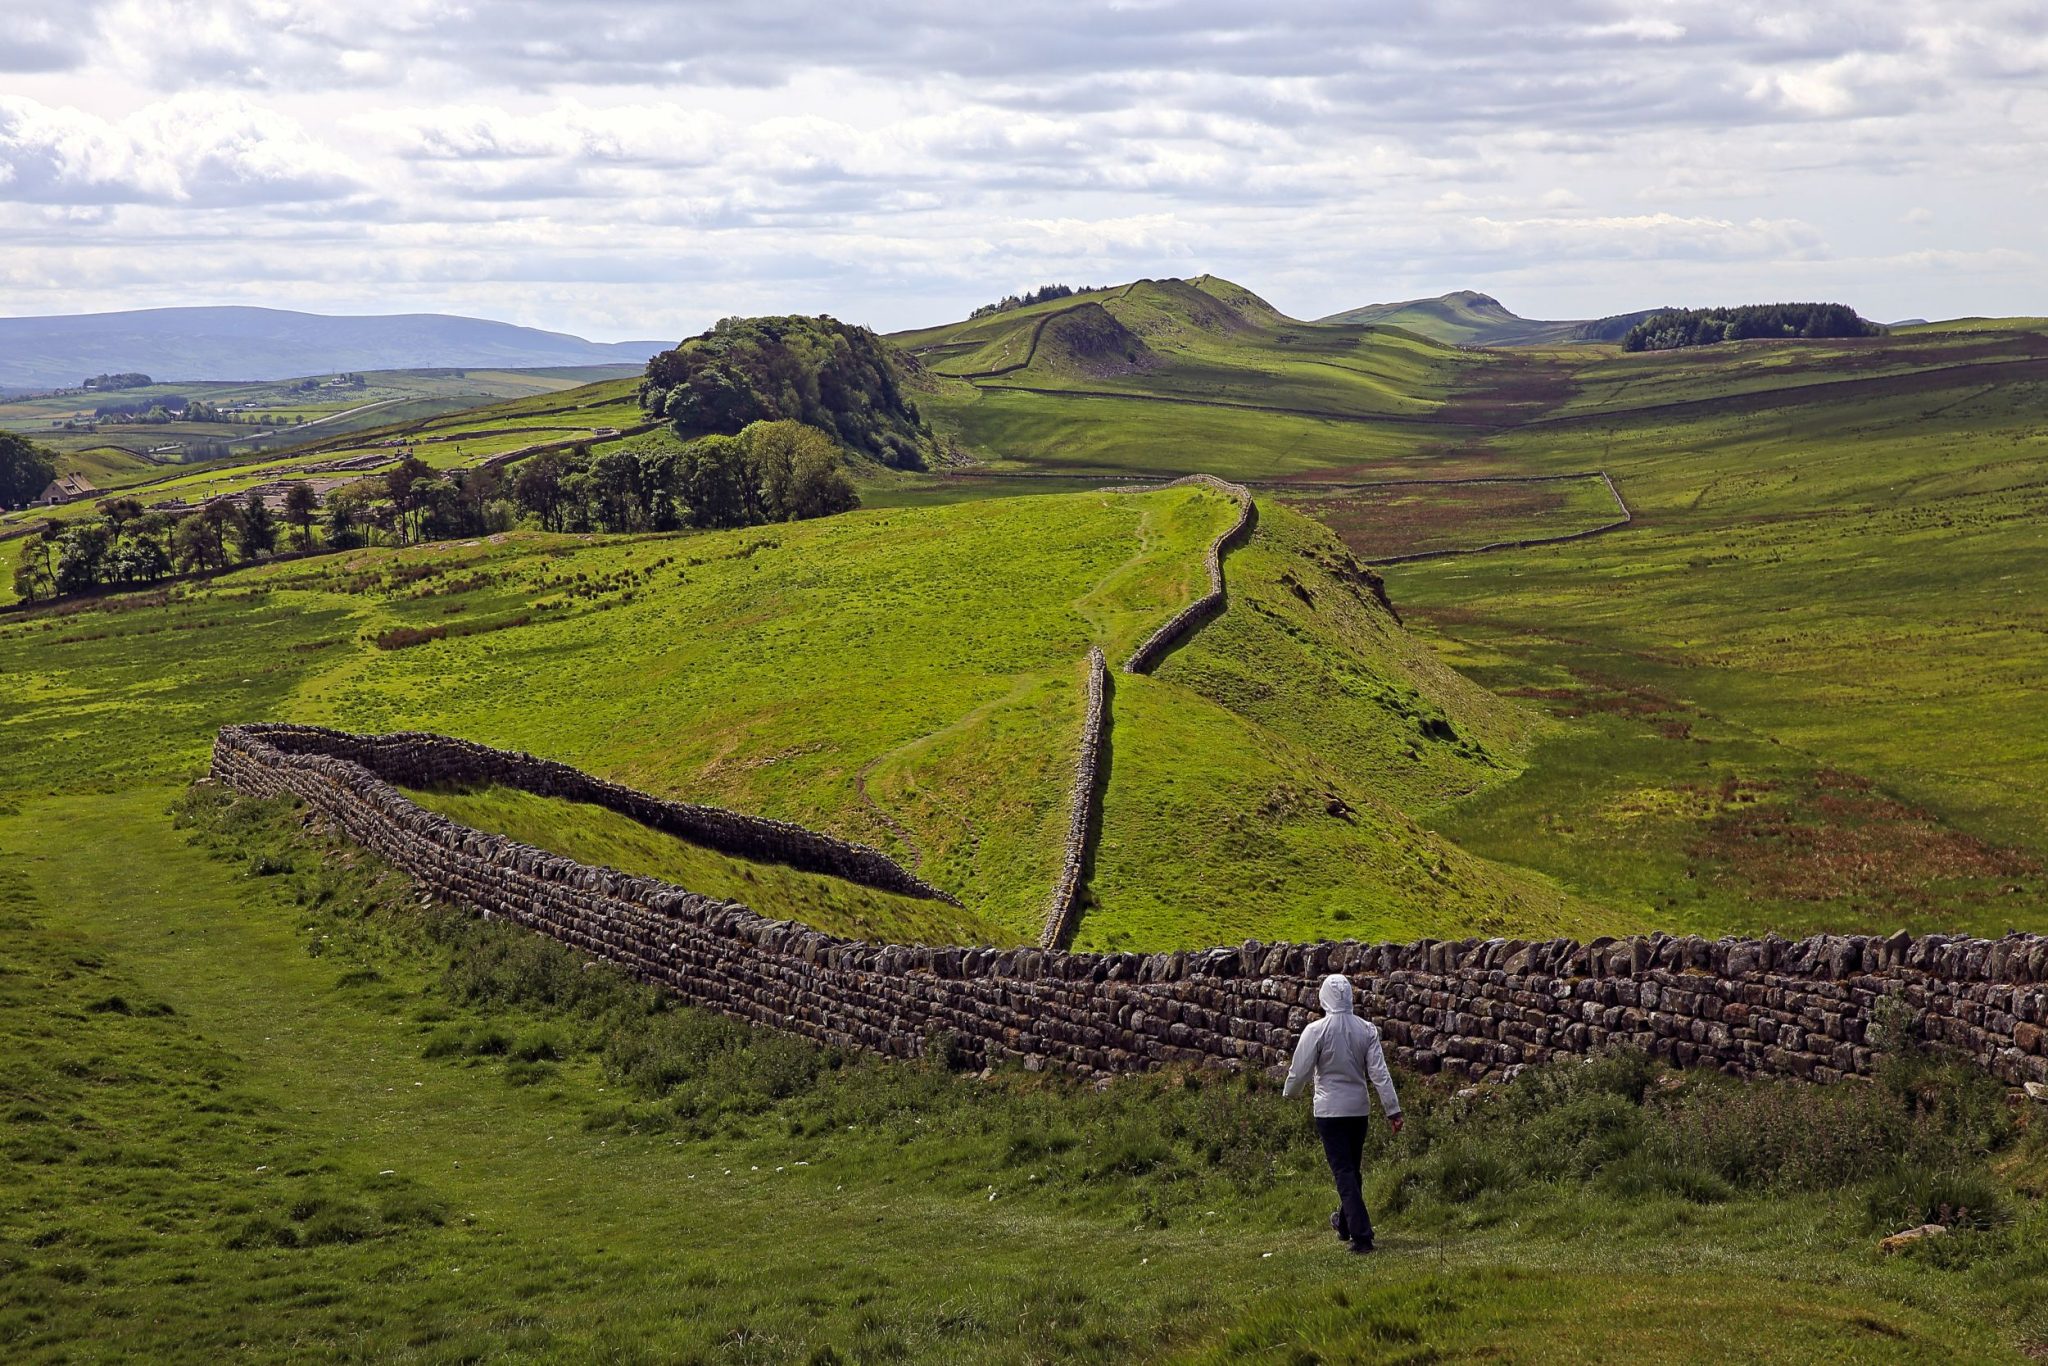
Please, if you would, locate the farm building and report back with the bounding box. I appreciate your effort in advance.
[35,473,97,506]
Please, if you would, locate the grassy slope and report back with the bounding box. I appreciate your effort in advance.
[405,784,1011,945]
[3,789,2038,1363]
[899,281,2048,940]
[1081,505,1623,949]
[901,277,1481,481]
[1380,326,2048,936]
[4,484,1575,948]
[0,490,1220,942]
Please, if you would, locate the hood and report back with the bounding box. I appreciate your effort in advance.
[1319,974,1354,1014]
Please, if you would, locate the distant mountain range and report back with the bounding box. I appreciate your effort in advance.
[1319,291,1664,347]
[0,306,671,390]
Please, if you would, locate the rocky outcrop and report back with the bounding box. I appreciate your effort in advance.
[212,724,2048,1088]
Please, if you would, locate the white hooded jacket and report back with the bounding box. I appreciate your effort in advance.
[1282,974,1402,1119]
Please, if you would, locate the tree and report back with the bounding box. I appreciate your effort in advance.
[53,523,112,595]
[233,491,277,563]
[511,451,573,532]
[384,455,435,544]
[282,481,319,551]
[676,435,752,528]
[108,534,171,585]
[324,497,364,551]
[0,432,58,510]
[100,497,145,537]
[742,420,859,522]
[587,450,645,532]
[172,512,225,573]
[11,543,54,603]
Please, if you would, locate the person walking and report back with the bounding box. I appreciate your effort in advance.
[1283,973,1403,1254]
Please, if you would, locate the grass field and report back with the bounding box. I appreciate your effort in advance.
[4,787,2043,1362]
[406,783,1010,945]
[10,284,2048,1360]
[1369,325,2048,936]
[2,483,1576,948]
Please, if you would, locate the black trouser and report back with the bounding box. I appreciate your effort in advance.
[1315,1114,1374,1246]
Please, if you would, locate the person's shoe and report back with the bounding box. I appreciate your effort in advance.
[1348,1239,1376,1255]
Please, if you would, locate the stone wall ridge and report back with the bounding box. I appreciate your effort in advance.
[209,724,2048,1089]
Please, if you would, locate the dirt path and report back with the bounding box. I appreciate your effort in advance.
[854,753,926,870]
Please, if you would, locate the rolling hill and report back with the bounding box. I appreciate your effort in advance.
[1319,290,1659,347]
[0,482,1605,950]
[9,284,2048,1362]
[0,306,669,390]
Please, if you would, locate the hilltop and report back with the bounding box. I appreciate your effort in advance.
[0,306,668,390]
[893,275,1473,478]
[1318,290,1659,347]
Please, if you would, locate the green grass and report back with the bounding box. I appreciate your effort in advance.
[4,477,1609,949]
[3,787,2042,1362]
[1377,330,2048,936]
[405,783,1012,945]
[892,284,2048,942]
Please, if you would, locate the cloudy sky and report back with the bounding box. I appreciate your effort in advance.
[2,1,2043,340]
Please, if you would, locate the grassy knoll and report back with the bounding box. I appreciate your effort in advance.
[1378,327,2048,936]
[3,484,1568,948]
[1080,505,1621,950]
[3,788,2042,1362]
[405,783,1011,945]
[900,277,1486,482]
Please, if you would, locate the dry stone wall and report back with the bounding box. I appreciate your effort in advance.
[221,724,954,904]
[213,724,2048,1089]
[1040,647,1109,950]
[1121,474,1257,675]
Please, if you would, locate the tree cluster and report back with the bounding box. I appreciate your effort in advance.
[639,315,933,470]
[92,395,191,420]
[967,283,1096,319]
[13,495,242,602]
[1621,303,1883,352]
[511,421,857,534]
[81,373,152,390]
[0,432,58,510]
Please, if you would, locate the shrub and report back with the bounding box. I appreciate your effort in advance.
[1862,1163,2007,1233]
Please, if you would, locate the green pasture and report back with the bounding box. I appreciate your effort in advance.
[1379,330,2048,935]
[0,481,1608,949]
[406,784,1008,945]
[10,286,2048,1361]
[3,788,2042,1362]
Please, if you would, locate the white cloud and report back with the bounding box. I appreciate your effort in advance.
[0,93,362,205]
[0,0,2038,332]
